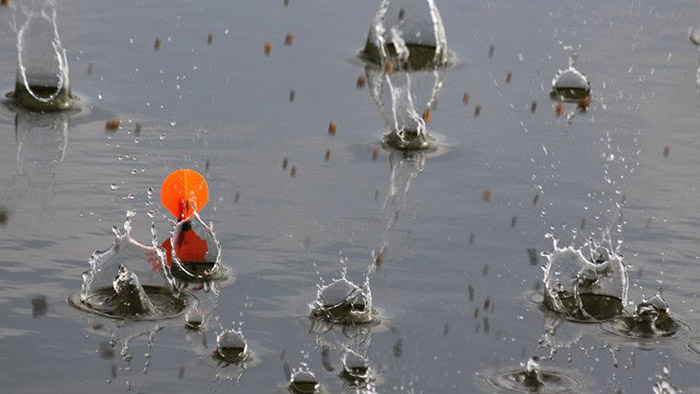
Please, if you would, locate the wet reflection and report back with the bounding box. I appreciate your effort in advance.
[14,109,70,193]
[313,324,378,392]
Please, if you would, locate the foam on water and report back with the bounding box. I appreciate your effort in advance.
[542,234,627,323]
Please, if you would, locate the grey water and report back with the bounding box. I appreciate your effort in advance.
[4,0,700,393]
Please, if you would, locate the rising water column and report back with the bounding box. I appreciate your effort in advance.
[9,0,75,111]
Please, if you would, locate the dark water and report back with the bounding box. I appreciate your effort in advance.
[2,0,700,392]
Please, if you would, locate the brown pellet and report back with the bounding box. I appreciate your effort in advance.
[488,44,495,58]
[506,71,512,84]
[578,97,591,112]
[555,102,565,117]
[207,33,214,46]
[384,61,394,74]
[328,120,337,136]
[375,253,383,267]
[482,189,492,202]
[154,38,162,51]
[134,122,142,136]
[1,0,10,6]
[324,149,331,161]
[663,146,670,158]
[531,100,537,113]
[462,92,470,105]
[422,108,433,124]
[264,42,272,56]
[284,32,294,46]
[87,62,94,75]
[474,105,481,117]
[282,158,289,170]
[290,165,297,178]
[289,90,295,102]
[372,147,380,161]
[356,76,367,89]
[105,118,121,132]
[283,0,289,6]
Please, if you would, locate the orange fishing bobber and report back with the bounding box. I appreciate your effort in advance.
[161,169,209,220]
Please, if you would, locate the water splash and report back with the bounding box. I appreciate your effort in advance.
[366,58,446,151]
[184,308,205,330]
[214,327,248,363]
[289,367,320,394]
[542,234,627,322]
[69,211,186,320]
[600,293,687,345]
[550,55,591,102]
[6,0,75,111]
[166,209,226,285]
[362,0,450,70]
[310,266,375,325]
[653,366,683,394]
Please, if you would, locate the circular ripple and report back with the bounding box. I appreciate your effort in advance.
[67,286,193,321]
[476,366,593,394]
[685,338,700,357]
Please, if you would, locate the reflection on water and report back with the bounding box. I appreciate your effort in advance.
[313,323,378,392]
[14,109,69,193]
